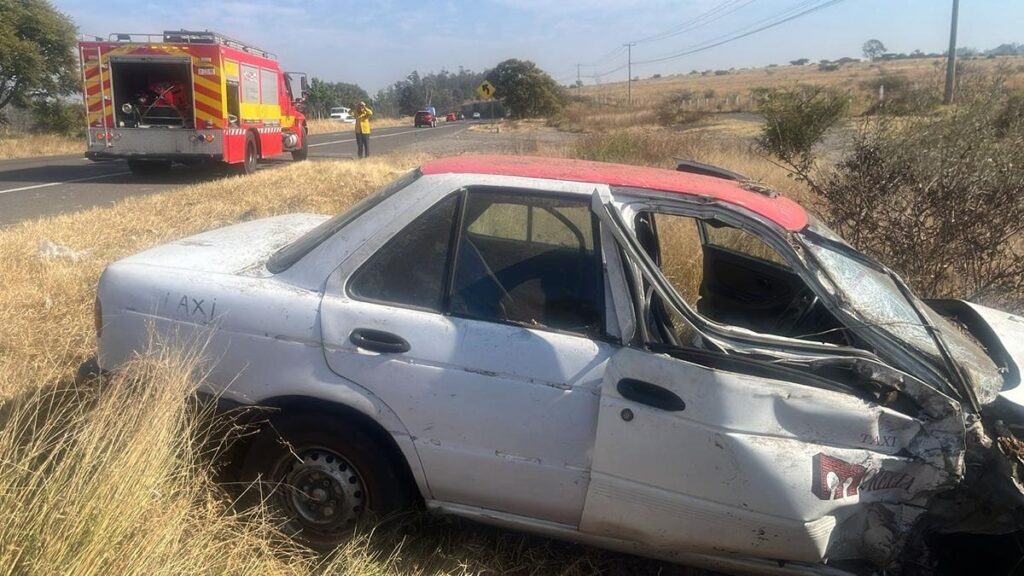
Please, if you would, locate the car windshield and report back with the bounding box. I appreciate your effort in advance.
[802,225,1003,403]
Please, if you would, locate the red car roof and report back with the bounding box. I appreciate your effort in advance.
[421,155,808,231]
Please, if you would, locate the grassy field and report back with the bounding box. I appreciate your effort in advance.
[306,116,409,135]
[581,55,1024,110]
[2,145,764,574]
[0,131,83,160]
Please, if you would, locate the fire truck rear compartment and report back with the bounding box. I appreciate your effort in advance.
[110,58,195,128]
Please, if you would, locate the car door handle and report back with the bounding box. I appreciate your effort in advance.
[349,329,410,354]
[616,379,686,411]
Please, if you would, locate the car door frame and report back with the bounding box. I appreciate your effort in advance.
[316,177,637,526]
[578,187,966,562]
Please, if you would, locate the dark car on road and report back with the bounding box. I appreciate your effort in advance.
[414,110,436,128]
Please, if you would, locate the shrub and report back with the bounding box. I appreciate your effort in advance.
[656,91,709,127]
[862,71,940,115]
[817,80,1024,310]
[755,86,848,176]
[30,100,84,136]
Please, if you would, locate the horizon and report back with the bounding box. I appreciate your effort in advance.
[56,0,1022,93]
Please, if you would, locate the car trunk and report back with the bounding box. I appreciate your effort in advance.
[115,214,330,277]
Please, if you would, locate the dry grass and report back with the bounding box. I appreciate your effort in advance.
[306,117,408,135]
[582,55,1024,112]
[0,153,702,575]
[0,131,82,160]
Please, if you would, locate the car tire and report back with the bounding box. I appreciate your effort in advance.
[127,159,172,176]
[237,413,411,552]
[237,133,257,175]
[291,126,308,161]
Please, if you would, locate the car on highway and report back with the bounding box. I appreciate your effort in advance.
[330,106,355,123]
[472,111,481,119]
[87,155,1024,573]
[445,112,457,122]
[414,110,436,128]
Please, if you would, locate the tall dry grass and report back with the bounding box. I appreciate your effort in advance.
[306,117,407,135]
[0,154,696,575]
[0,132,82,160]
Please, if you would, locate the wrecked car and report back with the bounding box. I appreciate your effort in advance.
[88,155,1024,573]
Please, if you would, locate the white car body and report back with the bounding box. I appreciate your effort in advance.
[93,156,1024,574]
[330,106,355,122]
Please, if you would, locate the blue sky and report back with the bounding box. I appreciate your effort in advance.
[56,0,1021,93]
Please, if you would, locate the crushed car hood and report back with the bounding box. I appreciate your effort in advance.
[116,213,330,277]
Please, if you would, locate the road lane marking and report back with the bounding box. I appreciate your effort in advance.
[0,171,133,195]
[309,124,462,148]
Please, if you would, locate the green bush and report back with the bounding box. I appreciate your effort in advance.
[755,86,848,175]
[656,91,708,127]
[818,78,1024,310]
[861,71,940,115]
[31,100,84,136]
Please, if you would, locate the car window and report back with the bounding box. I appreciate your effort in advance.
[348,194,459,312]
[451,190,604,337]
[703,223,790,268]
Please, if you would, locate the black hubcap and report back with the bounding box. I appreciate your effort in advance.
[275,447,366,532]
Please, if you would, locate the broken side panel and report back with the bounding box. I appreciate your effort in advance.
[579,346,955,564]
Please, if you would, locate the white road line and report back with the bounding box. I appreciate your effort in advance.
[309,124,461,148]
[0,171,132,195]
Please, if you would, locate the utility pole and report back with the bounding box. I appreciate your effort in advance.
[577,63,582,99]
[943,0,959,104]
[624,42,636,106]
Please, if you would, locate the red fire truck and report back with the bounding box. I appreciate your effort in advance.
[79,30,308,175]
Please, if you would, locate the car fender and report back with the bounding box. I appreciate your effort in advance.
[96,261,433,499]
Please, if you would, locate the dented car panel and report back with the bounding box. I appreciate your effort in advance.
[93,155,1024,574]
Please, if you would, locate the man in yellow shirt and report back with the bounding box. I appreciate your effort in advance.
[354,101,373,159]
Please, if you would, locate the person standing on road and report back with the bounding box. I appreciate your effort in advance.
[354,101,373,159]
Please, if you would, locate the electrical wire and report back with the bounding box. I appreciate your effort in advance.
[633,0,848,66]
[631,0,759,45]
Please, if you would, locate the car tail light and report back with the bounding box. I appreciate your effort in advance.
[97,132,106,140]
[204,134,214,142]
[94,296,102,338]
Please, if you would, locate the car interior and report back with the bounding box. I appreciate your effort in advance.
[450,191,605,336]
[634,211,849,346]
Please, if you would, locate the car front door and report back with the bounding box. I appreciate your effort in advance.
[319,186,616,526]
[580,190,955,563]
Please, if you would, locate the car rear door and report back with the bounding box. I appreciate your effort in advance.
[319,186,615,526]
[580,190,953,563]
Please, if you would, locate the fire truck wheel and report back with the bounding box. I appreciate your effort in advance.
[238,134,258,175]
[291,126,309,161]
[127,160,172,176]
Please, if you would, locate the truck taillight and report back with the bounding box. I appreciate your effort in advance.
[94,296,102,338]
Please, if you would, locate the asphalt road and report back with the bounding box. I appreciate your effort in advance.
[0,122,470,227]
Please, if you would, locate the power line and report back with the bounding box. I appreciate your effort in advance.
[631,0,759,45]
[633,0,848,66]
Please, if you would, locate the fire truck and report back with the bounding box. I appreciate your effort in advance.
[78,30,308,175]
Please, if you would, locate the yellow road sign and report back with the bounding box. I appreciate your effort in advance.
[476,80,496,100]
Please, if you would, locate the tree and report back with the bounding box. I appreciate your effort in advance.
[755,86,848,178]
[789,58,810,66]
[303,78,370,118]
[485,59,565,119]
[0,0,78,113]
[862,39,886,61]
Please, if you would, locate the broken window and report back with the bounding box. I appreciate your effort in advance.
[450,190,604,337]
[635,210,845,345]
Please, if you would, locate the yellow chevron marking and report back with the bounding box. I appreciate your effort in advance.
[194,91,222,112]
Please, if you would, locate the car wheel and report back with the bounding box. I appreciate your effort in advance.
[237,134,257,175]
[291,126,308,161]
[238,414,411,551]
[127,159,172,176]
